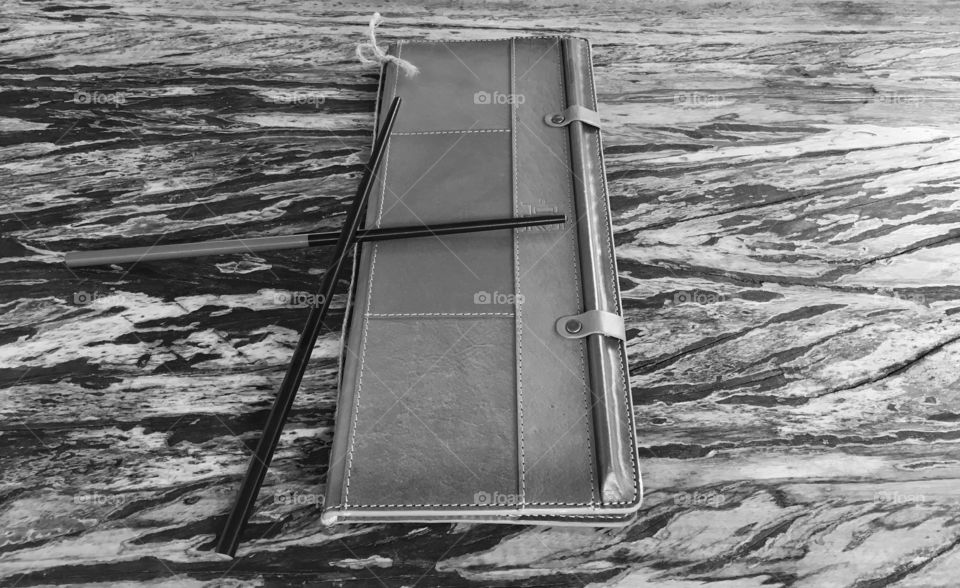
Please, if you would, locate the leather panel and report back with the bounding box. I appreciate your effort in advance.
[512,38,597,506]
[381,41,511,132]
[342,318,518,507]
[365,132,516,316]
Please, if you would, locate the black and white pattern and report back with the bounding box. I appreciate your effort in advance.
[3,0,960,585]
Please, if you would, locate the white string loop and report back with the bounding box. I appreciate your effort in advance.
[355,13,419,77]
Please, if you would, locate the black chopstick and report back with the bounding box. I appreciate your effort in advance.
[215,96,402,558]
[63,215,567,268]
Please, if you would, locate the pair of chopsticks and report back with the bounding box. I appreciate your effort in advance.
[65,97,565,557]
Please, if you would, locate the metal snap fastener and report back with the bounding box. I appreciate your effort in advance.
[565,319,583,334]
[550,114,565,124]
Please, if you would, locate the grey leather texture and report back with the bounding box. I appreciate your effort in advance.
[323,36,641,526]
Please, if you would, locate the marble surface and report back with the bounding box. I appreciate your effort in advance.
[3,0,960,585]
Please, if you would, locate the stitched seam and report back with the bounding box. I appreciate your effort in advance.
[516,513,628,518]
[334,512,632,520]
[398,35,569,45]
[556,40,597,506]
[374,139,392,231]
[510,39,526,509]
[367,312,515,318]
[342,500,636,507]
[332,511,634,521]
[392,129,510,135]
[585,40,639,502]
[343,40,402,506]
[342,312,370,507]
[333,57,388,409]
[373,43,403,233]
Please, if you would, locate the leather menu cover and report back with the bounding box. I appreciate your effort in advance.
[322,36,641,525]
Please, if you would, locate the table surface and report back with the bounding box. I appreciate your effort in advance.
[3,0,960,586]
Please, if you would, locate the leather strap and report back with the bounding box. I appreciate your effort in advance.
[543,104,601,129]
[509,37,526,507]
[555,310,626,341]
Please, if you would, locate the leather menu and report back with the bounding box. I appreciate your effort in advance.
[322,36,642,525]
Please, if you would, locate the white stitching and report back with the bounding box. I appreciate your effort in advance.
[367,312,514,318]
[510,38,527,508]
[342,500,636,507]
[392,129,510,135]
[343,40,403,506]
[343,265,375,508]
[397,35,570,44]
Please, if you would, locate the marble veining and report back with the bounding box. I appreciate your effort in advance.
[2,0,960,586]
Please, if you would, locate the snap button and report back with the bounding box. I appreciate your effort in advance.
[544,105,601,129]
[555,310,626,341]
